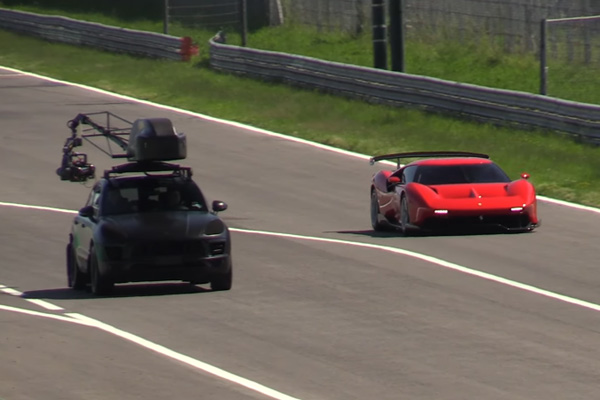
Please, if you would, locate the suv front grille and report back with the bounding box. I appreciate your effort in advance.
[132,241,207,258]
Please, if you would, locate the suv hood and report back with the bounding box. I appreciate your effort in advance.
[101,211,225,240]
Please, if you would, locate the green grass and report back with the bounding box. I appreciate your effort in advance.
[0,4,599,207]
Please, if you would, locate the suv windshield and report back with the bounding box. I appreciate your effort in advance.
[102,178,207,215]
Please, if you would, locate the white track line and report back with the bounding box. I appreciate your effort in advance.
[0,201,76,214]
[0,285,64,311]
[0,304,92,325]
[68,313,301,400]
[2,201,600,314]
[0,300,301,399]
[2,65,600,399]
[0,203,302,399]
[2,65,598,215]
[2,202,600,400]
[231,229,600,312]
[537,195,600,214]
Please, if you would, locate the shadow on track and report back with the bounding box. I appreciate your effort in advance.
[23,282,212,300]
[328,229,401,238]
[332,227,525,238]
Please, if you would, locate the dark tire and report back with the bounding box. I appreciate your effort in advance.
[66,242,87,290]
[400,196,411,236]
[370,191,387,231]
[89,246,114,295]
[400,195,412,236]
[210,267,232,291]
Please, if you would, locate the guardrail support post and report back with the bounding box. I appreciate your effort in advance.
[372,0,387,69]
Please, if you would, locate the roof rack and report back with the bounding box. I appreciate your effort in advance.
[103,161,192,180]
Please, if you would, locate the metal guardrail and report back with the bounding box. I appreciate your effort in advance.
[0,9,195,61]
[209,39,600,144]
[1,8,598,143]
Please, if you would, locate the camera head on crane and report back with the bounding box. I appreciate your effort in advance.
[56,111,187,182]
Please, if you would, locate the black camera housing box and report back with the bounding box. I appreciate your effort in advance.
[127,118,186,162]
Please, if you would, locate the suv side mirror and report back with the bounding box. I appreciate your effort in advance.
[212,200,228,213]
[78,205,94,218]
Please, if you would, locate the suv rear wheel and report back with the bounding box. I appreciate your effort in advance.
[66,242,87,290]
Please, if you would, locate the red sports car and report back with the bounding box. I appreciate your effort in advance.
[369,151,539,234]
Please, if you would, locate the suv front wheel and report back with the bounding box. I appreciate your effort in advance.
[66,242,87,290]
[210,267,232,291]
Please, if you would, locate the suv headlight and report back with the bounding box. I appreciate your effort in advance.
[205,220,225,235]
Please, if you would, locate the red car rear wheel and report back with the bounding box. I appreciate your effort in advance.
[400,195,412,236]
[370,191,387,231]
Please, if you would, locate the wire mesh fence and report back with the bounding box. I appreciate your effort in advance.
[281,0,600,100]
[543,15,600,101]
[282,0,369,34]
[166,0,273,32]
[167,0,240,30]
[282,0,599,53]
[546,15,600,63]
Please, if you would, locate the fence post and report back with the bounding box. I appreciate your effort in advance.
[163,0,169,35]
[389,0,404,72]
[240,0,248,47]
[540,18,547,95]
[372,0,387,69]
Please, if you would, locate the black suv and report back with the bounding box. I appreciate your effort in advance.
[66,162,232,295]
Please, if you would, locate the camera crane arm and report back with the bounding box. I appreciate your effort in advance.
[57,111,187,183]
[66,113,129,152]
[57,112,133,182]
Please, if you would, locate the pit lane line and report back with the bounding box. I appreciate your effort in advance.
[1,65,599,217]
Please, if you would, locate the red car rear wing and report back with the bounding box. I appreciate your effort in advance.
[369,151,489,168]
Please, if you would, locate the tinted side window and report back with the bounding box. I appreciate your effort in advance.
[91,189,101,218]
[84,190,94,207]
[85,183,101,207]
[402,166,418,183]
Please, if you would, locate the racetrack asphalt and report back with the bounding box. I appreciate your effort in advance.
[1,67,600,400]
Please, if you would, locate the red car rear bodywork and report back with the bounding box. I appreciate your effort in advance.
[370,152,539,234]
